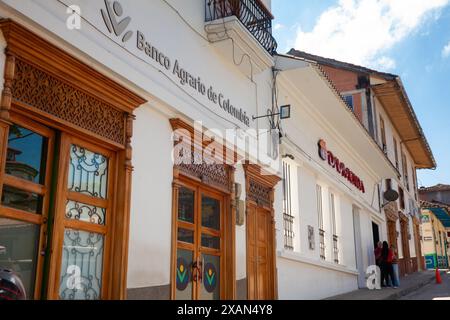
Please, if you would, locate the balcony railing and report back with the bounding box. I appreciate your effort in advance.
[319,229,326,260]
[283,213,295,251]
[333,234,339,264]
[205,0,278,54]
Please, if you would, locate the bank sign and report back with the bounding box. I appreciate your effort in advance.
[318,140,366,193]
[100,0,250,127]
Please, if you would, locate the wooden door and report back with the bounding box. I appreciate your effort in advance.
[400,219,411,274]
[172,178,225,300]
[387,221,397,250]
[256,207,271,299]
[47,134,116,300]
[0,111,126,300]
[0,114,54,299]
[247,202,274,300]
[413,223,423,271]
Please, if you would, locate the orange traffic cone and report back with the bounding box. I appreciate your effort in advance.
[436,268,442,284]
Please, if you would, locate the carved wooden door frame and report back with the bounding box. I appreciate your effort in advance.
[170,118,236,300]
[0,20,146,299]
[244,163,280,300]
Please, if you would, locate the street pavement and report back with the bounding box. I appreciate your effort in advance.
[400,271,450,300]
[327,271,436,300]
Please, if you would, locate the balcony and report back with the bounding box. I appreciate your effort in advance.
[205,0,277,54]
[205,0,277,76]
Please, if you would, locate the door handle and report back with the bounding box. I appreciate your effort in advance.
[40,217,49,256]
[192,259,203,283]
[40,231,48,256]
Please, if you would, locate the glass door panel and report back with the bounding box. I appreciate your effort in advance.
[200,254,220,300]
[59,229,104,300]
[175,185,196,300]
[175,249,194,300]
[68,145,108,199]
[5,124,48,185]
[55,136,112,300]
[174,184,224,300]
[0,218,40,298]
[201,196,220,231]
[0,115,54,300]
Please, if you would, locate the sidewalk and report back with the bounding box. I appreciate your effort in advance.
[327,270,437,300]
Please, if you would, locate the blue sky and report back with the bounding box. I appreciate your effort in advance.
[272,0,450,188]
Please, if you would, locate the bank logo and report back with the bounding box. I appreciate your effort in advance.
[101,0,133,43]
[203,263,217,293]
[176,257,190,291]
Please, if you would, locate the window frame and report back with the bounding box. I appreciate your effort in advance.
[0,112,55,299]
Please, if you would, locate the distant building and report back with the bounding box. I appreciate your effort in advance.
[420,184,450,205]
[288,49,436,278]
[420,201,450,269]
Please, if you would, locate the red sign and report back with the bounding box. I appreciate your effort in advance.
[318,140,365,193]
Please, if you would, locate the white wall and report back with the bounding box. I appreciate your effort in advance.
[277,258,358,300]
[374,94,422,262]
[128,105,174,288]
[0,0,275,291]
[235,164,247,282]
[273,63,387,299]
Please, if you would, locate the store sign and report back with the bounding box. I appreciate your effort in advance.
[318,140,365,193]
[100,0,250,127]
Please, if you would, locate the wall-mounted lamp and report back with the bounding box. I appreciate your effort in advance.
[252,105,291,121]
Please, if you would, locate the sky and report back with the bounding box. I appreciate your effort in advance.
[272,0,450,188]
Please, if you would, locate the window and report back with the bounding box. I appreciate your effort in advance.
[411,165,417,200]
[385,178,392,191]
[317,185,325,260]
[282,161,294,251]
[380,116,387,154]
[399,187,405,210]
[343,95,354,111]
[393,138,399,169]
[402,153,409,191]
[0,116,118,300]
[330,193,339,264]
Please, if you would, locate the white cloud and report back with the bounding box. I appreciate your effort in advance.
[374,56,396,70]
[294,0,449,71]
[442,41,450,58]
[274,23,285,31]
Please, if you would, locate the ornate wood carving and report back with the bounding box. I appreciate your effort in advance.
[170,118,233,193]
[399,211,409,223]
[248,179,272,207]
[12,59,126,144]
[243,163,280,209]
[0,20,146,300]
[0,53,15,121]
[0,19,146,147]
[384,201,399,222]
[178,157,232,192]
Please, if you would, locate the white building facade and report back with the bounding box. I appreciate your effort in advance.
[0,0,434,301]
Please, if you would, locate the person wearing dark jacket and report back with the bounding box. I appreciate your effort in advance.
[380,241,396,288]
[374,241,383,267]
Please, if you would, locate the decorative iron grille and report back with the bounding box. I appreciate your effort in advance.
[333,234,339,264]
[283,161,294,250]
[205,0,278,54]
[319,229,326,260]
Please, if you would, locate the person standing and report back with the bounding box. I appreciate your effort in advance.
[374,241,383,267]
[391,244,400,288]
[380,241,395,288]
